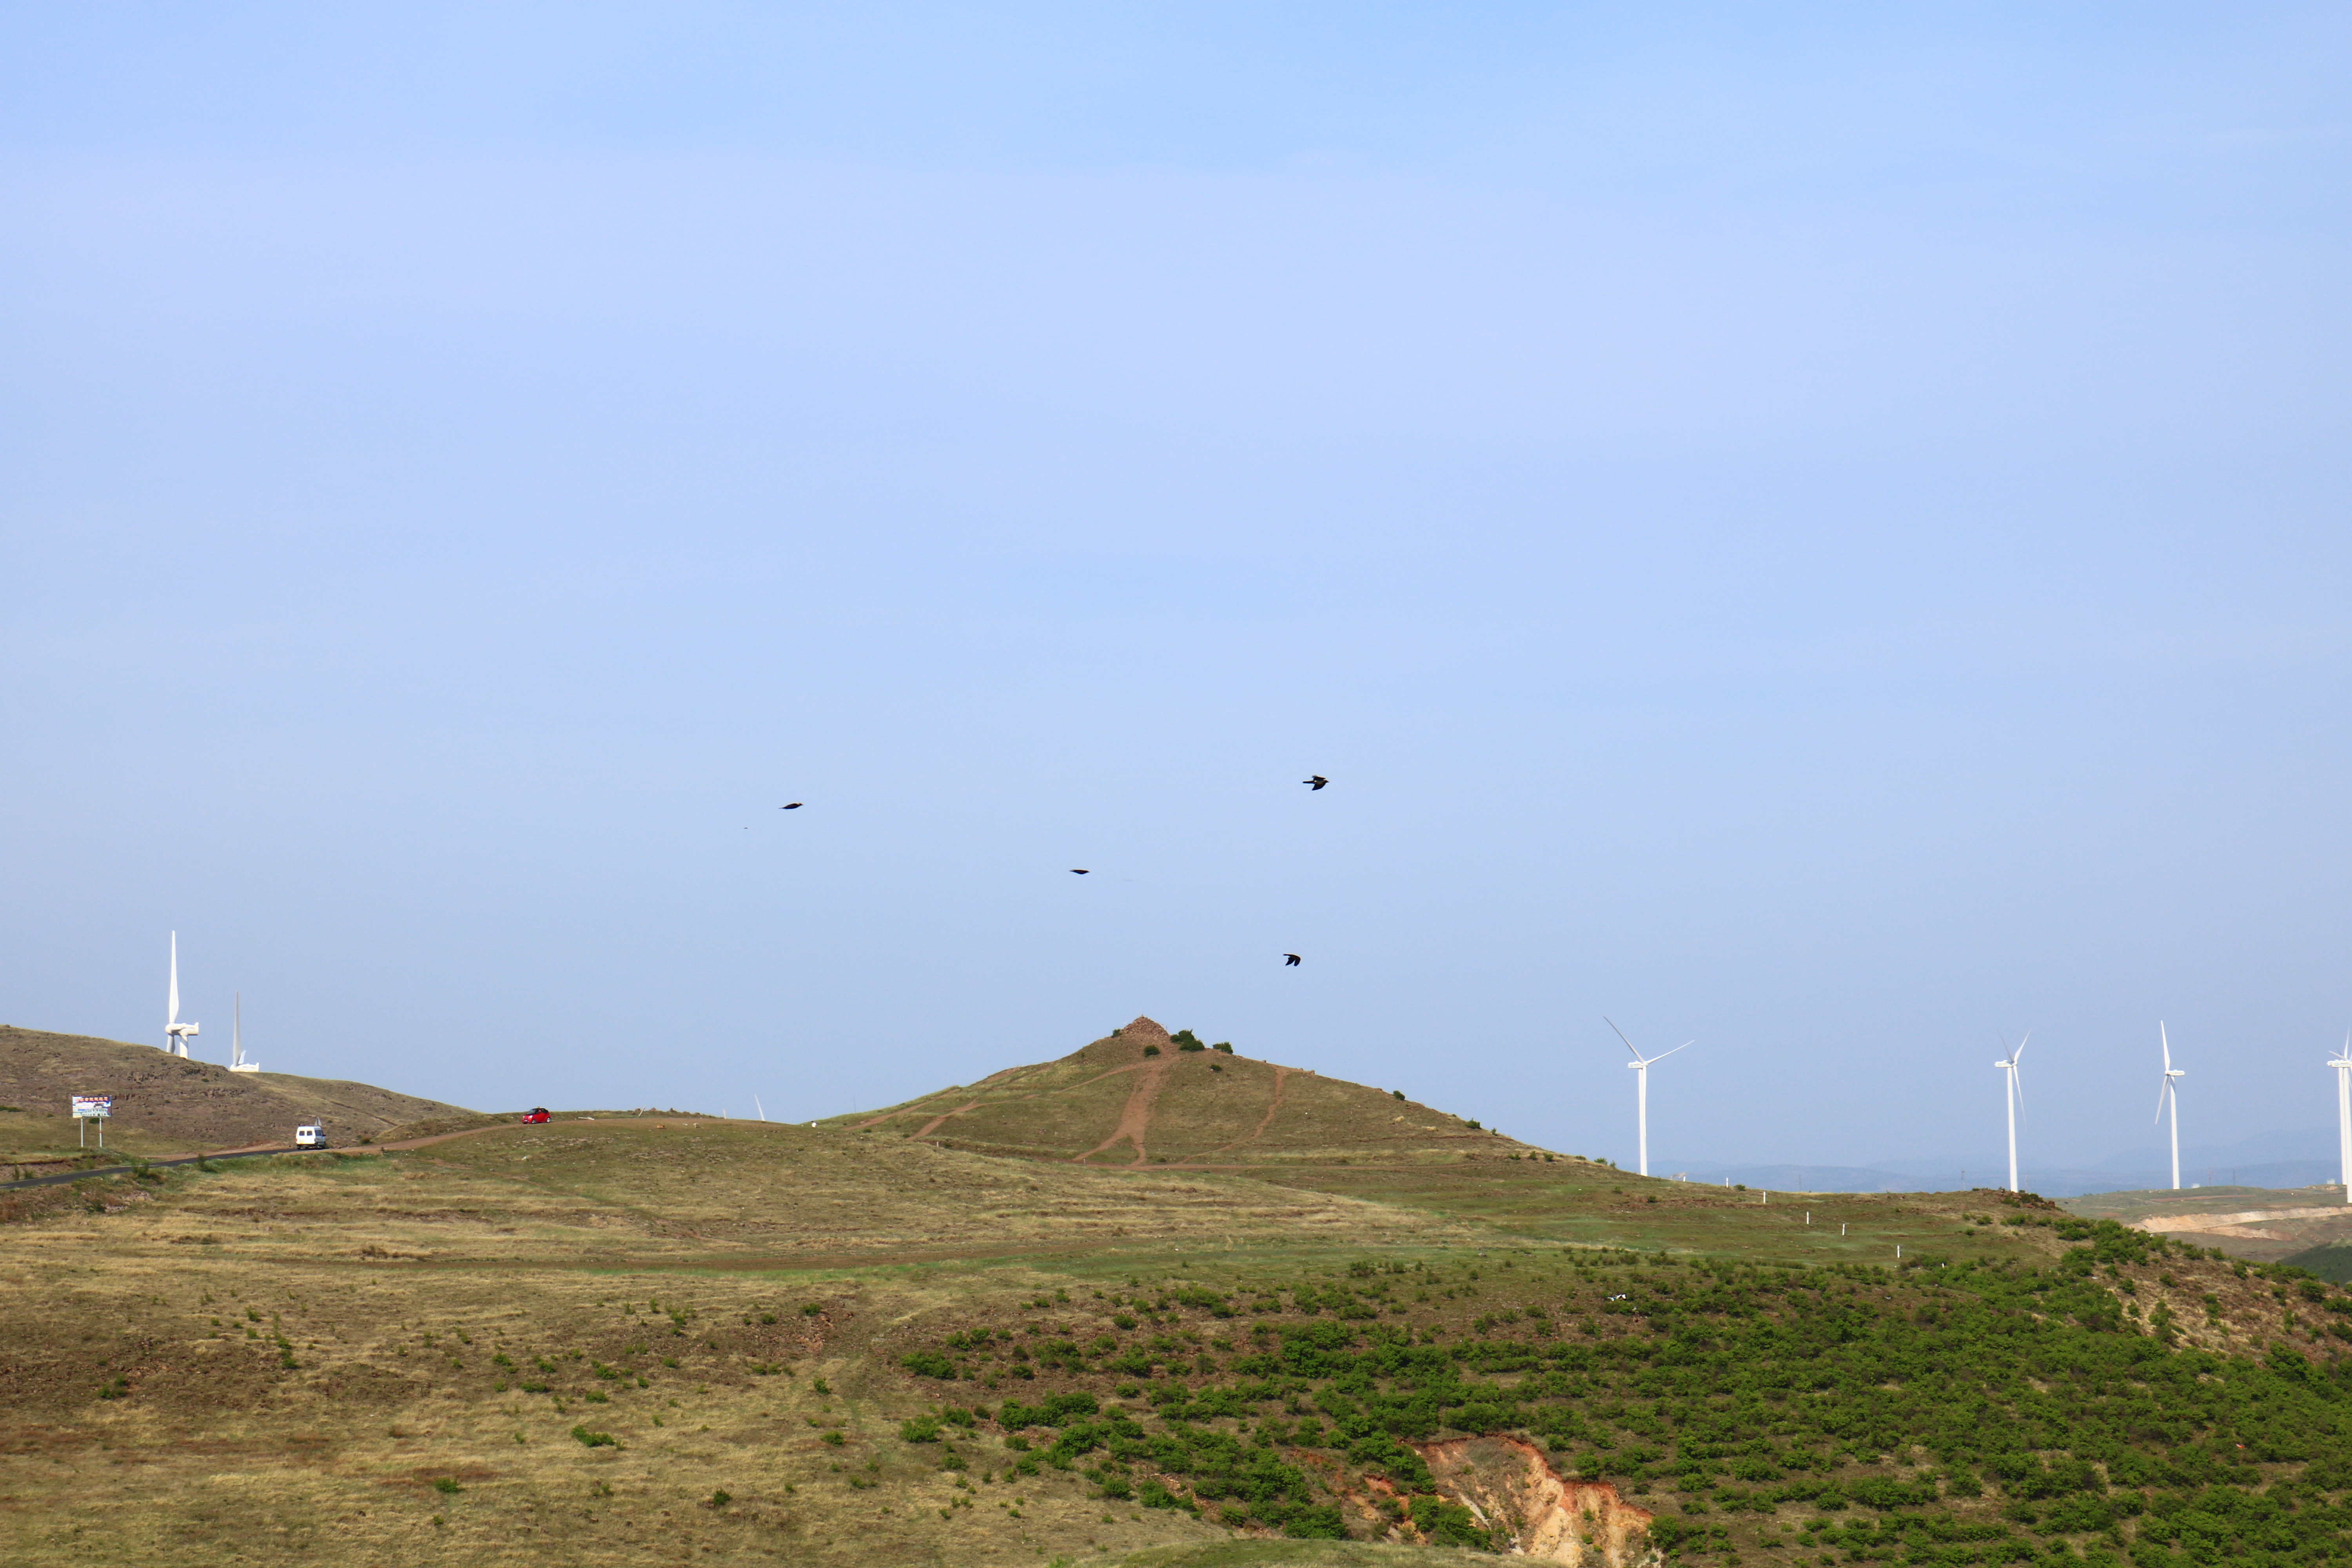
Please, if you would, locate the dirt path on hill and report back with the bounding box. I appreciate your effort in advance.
[910,1101,982,1138]
[1073,1057,1172,1165]
[1205,1065,1293,1158]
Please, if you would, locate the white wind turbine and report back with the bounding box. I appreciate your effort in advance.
[229,991,261,1073]
[2154,1024,2185,1191]
[1994,1032,2030,1192]
[165,933,200,1056]
[2330,1033,2352,1206]
[1605,1017,1691,1179]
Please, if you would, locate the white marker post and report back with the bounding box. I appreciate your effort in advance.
[71,1096,112,1151]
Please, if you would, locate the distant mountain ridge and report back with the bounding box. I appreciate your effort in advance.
[0,1024,471,1153]
[1674,1156,2340,1199]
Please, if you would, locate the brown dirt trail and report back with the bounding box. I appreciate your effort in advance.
[1073,1056,1173,1165]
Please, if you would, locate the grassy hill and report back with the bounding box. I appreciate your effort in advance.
[830,1016,2077,1272]
[7,1022,2352,1567]
[0,1024,471,1161]
[824,1016,1540,1168]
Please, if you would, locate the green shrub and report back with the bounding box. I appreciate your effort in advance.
[1410,1495,1486,1547]
[902,1350,956,1379]
[1282,1505,1348,1539]
[900,1416,942,1443]
[570,1426,617,1448]
[432,1477,463,1496]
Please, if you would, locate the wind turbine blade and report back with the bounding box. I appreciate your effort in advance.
[168,932,180,1028]
[1651,1040,1694,1064]
[2154,1076,2170,1123]
[1604,1016,1640,1059]
[2012,1031,2029,1063]
[2160,1022,2170,1073]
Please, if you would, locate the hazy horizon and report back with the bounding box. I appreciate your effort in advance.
[5,5,2348,1176]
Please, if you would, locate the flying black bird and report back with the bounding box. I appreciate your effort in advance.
[1283,953,1301,966]
[1303,775,1328,790]
[780,802,803,809]
[1070,869,1090,875]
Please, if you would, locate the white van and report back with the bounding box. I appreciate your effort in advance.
[294,1124,325,1148]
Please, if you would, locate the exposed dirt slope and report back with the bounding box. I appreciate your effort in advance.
[0,1025,470,1156]
[825,1015,1552,1168]
[2065,1183,2352,1262]
[1410,1437,1653,1565]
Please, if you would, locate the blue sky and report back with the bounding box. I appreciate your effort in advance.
[4,3,2347,1180]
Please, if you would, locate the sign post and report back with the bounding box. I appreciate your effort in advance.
[71,1096,112,1151]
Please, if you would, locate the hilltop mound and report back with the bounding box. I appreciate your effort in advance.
[0,1024,470,1156]
[824,1015,1550,1168]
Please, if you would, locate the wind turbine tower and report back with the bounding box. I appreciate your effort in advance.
[1605,1017,1691,1179]
[2154,1024,2185,1191]
[229,992,261,1073]
[1994,1033,2029,1192]
[2330,1034,2352,1206]
[165,933,200,1057]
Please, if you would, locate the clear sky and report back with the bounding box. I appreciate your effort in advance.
[4,3,2347,1178]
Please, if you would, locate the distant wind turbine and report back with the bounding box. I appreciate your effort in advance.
[753,1096,767,1122]
[229,991,261,1073]
[165,933,200,1057]
[1605,1017,1690,1179]
[2330,1033,2352,1207]
[2154,1024,2185,1190]
[1994,1033,2029,1192]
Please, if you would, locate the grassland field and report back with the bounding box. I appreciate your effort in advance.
[4,1108,2351,1568]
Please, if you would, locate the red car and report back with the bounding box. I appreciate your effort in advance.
[520,1107,551,1124]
